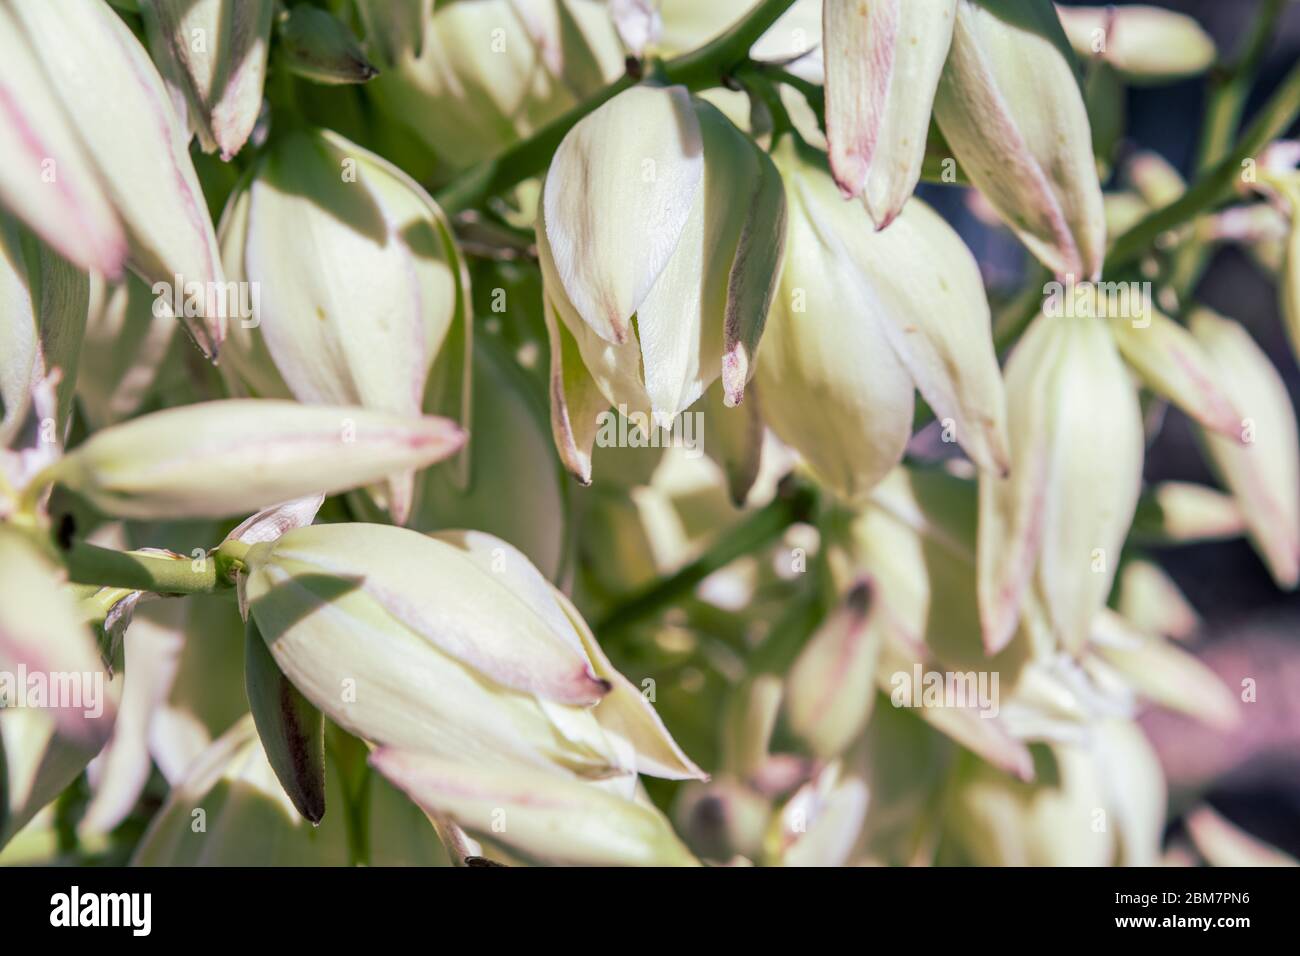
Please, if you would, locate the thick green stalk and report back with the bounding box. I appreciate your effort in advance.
[1171,0,1288,297]
[433,0,799,214]
[62,541,230,594]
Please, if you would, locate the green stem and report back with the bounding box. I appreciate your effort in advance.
[62,541,230,595]
[433,0,799,214]
[1108,60,1300,273]
[1172,0,1288,297]
[595,477,817,638]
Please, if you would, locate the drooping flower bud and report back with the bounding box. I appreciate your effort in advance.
[1056,4,1216,84]
[359,0,624,170]
[539,84,786,481]
[0,213,88,449]
[140,0,274,160]
[241,524,704,782]
[824,0,957,227]
[978,312,1144,655]
[933,0,1106,279]
[219,127,471,523]
[756,141,1008,503]
[784,581,881,760]
[3,0,229,357]
[1190,308,1300,589]
[45,399,465,520]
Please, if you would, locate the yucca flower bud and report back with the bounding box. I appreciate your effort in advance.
[1056,4,1216,84]
[0,213,88,449]
[1190,308,1300,589]
[539,84,786,482]
[979,312,1143,655]
[219,127,471,523]
[824,0,957,227]
[44,399,465,520]
[784,581,881,760]
[1115,559,1198,642]
[240,524,705,782]
[0,0,228,357]
[140,0,274,160]
[359,0,624,170]
[756,140,1008,503]
[1137,482,1245,548]
[933,0,1106,279]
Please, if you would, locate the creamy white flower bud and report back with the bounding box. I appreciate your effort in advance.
[978,312,1143,654]
[140,0,274,159]
[824,0,957,227]
[539,84,786,479]
[46,400,465,520]
[934,0,1107,279]
[1056,4,1216,84]
[757,141,1008,503]
[219,127,471,523]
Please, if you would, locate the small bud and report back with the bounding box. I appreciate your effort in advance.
[1056,4,1216,84]
[785,581,881,759]
[277,5,378,86]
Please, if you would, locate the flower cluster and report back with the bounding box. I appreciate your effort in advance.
[0,0,1297,870]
